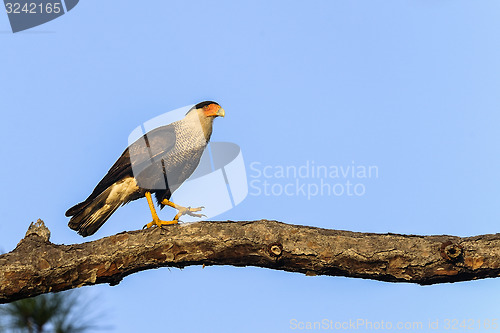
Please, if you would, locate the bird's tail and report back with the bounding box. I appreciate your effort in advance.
[66,187,121,237]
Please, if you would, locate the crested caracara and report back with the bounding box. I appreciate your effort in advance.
[66,101,225,236]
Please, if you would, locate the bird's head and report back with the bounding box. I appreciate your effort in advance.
[195,101,225,118]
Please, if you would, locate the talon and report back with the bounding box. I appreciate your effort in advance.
[145,219,178,229]
[143,221,156,229]
[173,205,206,220]
[186,211,205,218]
[186,206,203,213]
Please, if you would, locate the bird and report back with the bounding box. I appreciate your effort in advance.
[66,101,225,237]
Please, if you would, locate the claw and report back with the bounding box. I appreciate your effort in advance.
[146,194,205,227]
[174,206,206,220]
[186,212,206,218]
[144,219,178,229]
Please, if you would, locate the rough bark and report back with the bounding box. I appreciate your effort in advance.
[1,219,499,303]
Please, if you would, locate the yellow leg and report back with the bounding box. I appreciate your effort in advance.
[160,198,205,220]
[143,191,178,229]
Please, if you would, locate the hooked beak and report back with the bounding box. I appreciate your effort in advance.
[217,107,225,117]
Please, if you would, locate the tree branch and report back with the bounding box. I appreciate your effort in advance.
[1,219,499,303]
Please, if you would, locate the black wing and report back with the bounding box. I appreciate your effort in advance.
[66,124,177,217]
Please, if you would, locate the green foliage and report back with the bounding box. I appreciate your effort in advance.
[0,290,98,333]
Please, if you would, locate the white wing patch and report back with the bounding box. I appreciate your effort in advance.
[106,177,139,206]
[84,177,140,227]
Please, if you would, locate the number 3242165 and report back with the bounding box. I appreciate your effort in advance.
[444,319,498,330]
[5,2,62,14]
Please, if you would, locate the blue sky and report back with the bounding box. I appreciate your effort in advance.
[1,1,500,332]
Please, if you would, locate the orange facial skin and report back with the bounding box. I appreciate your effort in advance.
[203,103,224,117]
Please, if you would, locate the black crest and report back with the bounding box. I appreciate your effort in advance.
[195,101,219,109]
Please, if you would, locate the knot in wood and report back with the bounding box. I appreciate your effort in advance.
[268,243,283,257]
[441,241,463,262]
